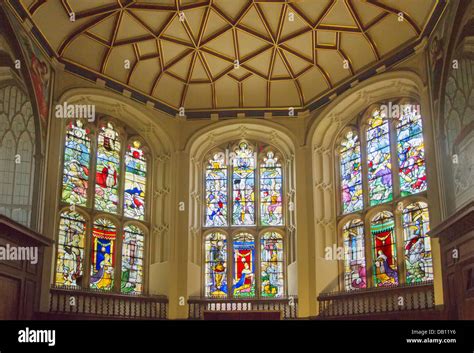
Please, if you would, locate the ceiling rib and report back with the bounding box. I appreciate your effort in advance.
[19,0,441,113]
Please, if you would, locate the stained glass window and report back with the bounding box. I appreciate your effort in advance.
[121,224,145,294]
[90,218,116,291]
[57,118,150,294]
[371,211,398,287]
[232,142,255,226]
[340,131,363,213]
[260,151,283,226]
[124,141,146,220]
[95,123,121,214]
[233,233,255,298]
[343,219,366,291]
[205,232,227,298]
[397,105,427,196]
[205,152,228,227]
[403,202,433,284]
[367,111,393,206]
[61,120,90,206]
[55,211,86,286]
[261,232,284,297]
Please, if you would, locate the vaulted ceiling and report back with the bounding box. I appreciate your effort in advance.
[15,0,441,114]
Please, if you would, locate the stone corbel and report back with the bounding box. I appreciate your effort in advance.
[153,223,169,236]
[153,187,170,199]
[155,153,171,163]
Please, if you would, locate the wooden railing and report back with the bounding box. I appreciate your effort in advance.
[188,296,298,320]
[49,285,168,319]
[317,282,435,318]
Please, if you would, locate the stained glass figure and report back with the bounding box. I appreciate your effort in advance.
[261,232,284,297]
[397,105,427,196]
[61,120,90,206]
[340,131,363,213]
[260,151,283,226]
[124,141,146,220]
[403,202,433,284]
[233,233,255,298]
[367,111,393,206]
[343,219,366,290]
[371,211,398,287]
[95,123,121,214]
[121,224,144,294]
[232,142,255,226]
[90,218,116,291]
[205,152,228,227]
[205,232,227,297]
[55,211,86,286]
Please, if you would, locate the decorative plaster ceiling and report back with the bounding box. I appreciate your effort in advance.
[14,0,441,113]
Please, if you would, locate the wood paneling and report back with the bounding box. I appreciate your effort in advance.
[430,202,474,320]
[0,275,20,319]
[0,216,52,320]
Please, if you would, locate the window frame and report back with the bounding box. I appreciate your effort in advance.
[54,117,151,295]
[335,99,432,291]
[201,228,287,299]
[202,140,288,299]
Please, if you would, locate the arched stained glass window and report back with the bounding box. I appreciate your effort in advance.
[90,218,116,291]
[340,131,363,214]
[261,232,284,297]
[95,123,121,214]
[338,101,432,292]
[403,202,433,284]
[397,105,427,196]
[260,151,283,226]
[232,142,255,226]
[205,152,228,227]
[61,120,91,206]
[371,211,398,287]
[367,111,393,206]
[233,233,255,298]
[124,141,146,220]
[202,141,287,299]
[342,219,366,291]
[55,211,86,286]
[121,224,145,294]
[205,232,227,298]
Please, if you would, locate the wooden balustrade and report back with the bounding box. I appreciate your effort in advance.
[317,282,435,318]
[188,296,298,320]
[49,285,168,319]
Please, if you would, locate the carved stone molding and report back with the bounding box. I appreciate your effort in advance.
[314,182,333,191]
[313,144,331,155]
[153,187,170,199]
[153,224,169,236]
[155,153,171,163]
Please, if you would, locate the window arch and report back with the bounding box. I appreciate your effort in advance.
[337,101,432,291]
[203,140,287,299]
[54,118,150,295]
